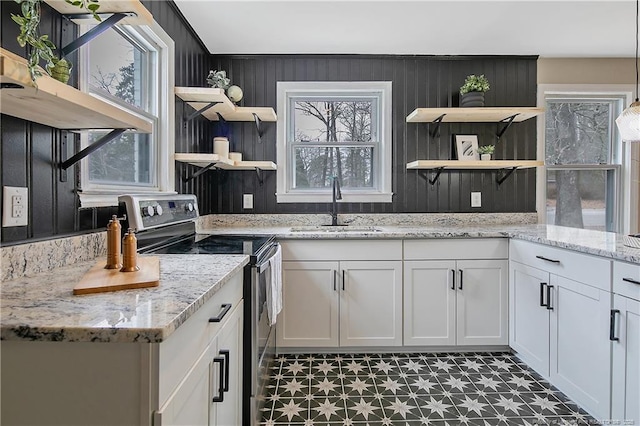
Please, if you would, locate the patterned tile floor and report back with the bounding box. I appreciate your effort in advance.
[260,352,597,425]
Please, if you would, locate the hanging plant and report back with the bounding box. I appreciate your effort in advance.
[11,0,101,84]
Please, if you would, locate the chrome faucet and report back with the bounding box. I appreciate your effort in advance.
[330,176,342,226]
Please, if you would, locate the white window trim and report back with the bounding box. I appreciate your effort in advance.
[276,81,393,203]
[536,84,638,234]
[78,20,175,208]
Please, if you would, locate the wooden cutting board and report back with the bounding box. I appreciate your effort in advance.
[73,256,160,295]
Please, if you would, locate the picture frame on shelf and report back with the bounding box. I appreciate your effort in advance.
[455,135,479,160]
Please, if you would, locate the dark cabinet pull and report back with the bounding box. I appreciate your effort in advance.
[539,282,547,307]
[546,285,554,310]
[212,356,225,403]
[220,349,230,392]
[622,277,640,285]
[458,269,464,290]
[209,303,232,323]
[342,270,346,291]
[333,270,337,291]
[451,269,456,290]
[536,255,561,264]
[610,309,620,341]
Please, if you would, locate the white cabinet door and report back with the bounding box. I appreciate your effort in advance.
[612,294,640,425]
[403,260,457,346]
[340,261,403,347]
[509,261,551,376]
[457,260,508,346]
[277,261,340,348]
[210,301,244,426]
[550,275,612,421]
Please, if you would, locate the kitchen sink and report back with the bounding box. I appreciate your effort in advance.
[289,225,384,233]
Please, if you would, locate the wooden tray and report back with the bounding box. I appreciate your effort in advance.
[73,256,160,295]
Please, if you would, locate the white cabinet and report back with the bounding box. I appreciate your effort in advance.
[403,239,509,347]
[612,261,640,425]
[509,239,613,421]
[278,240,403,349]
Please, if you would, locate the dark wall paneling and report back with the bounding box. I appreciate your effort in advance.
[210,54,537,215]
[1,0,210,244]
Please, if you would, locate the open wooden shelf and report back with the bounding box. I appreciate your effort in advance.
[175,154,276,171]
[0,48,152,132]
[44,0,153,25]
[406,107,544,123]
[407,160,543,170]
[175,87,277,122]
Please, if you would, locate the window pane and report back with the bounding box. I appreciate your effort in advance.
[293,100,373,143]
[88,132,152,185]
[546,169,614,232]
[544,101,612,165]
[293,147,373,189]
[89,29,146,109]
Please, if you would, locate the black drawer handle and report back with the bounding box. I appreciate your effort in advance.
[458,269,463,290]
[212,356,225,403]
[333,270,337,291]
[622,277,640,285]
[546,285,554,310]
[610,309,620,341]
[539,282,547,307]
[451,269,456,290]
[342,270,346,291]
[536,255,561,264]
[219,349,230,392]
[209,303,232,323]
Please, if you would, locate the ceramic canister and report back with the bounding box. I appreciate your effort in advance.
[213,137,229,158]
[229,152,242,162]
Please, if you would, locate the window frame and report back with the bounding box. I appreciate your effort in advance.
[77,20,175,208]
[537,84,637,234]
[276,81,393,203]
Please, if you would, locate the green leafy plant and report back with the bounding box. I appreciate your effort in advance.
[65,0,101,22]
[206,70,231,89]
[477,145,495,155]
[460,74,490,95]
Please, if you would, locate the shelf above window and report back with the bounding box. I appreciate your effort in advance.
[43,0,153,25]
[175,154,276,170]
[406,160,543,170]
[174,87,277,122]
[0,48,152,133]
[406,107,544,123]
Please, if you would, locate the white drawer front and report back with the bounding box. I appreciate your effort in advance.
[403,238,508,260]
[509,239,611,291]
[613,260,640,301]
[281,240,403,261]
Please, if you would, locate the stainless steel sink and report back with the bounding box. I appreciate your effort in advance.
[289,225,384,233]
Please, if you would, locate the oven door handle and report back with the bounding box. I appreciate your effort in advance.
[257,242,280,273]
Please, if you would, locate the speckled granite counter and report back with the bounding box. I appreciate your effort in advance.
[1,254,249,343]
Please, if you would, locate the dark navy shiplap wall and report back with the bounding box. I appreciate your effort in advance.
[208,55,538,214]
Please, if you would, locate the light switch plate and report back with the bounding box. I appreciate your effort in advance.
[3,186,28,227]
[243,194,254,209]
[471,192,482,208]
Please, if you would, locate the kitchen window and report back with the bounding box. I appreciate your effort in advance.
[78,20,175,208]
[276,82,393,203]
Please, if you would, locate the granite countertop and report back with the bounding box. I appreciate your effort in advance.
[1,254,249,343]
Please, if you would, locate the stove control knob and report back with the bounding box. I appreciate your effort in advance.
[141,205,155,217]
[155,205,163,216]
[185,202,194,212]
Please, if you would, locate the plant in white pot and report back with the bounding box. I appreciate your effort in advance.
[459,74,490,107]
[478,144,495,160]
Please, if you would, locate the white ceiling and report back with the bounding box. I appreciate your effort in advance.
[173,0,636,57]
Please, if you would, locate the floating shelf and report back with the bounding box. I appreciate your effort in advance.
[175,153,276,184]
[0,48,152,132]
[44,0,153,25]
[175,87,277,122]
[407,160,543,186]
[406,107,544,123]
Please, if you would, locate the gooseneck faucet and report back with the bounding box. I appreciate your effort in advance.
[330,176,342,226]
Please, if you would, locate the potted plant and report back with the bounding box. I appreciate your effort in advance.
[11,0,100,84]
[478,144,495,160]
[459,74,490,107]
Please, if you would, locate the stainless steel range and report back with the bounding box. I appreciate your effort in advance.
[118,194,278,426]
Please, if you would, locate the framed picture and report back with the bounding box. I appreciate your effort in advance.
[455,135,479,160]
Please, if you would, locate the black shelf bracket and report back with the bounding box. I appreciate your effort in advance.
[255,167,264,185]
[216,112,227,124]
[418,167,445,186]
[184,101,221,123]
[252,113,266,140]
[60,13,129,57]
[183,162,217,182]
[496,114,519,141]
[430,114,446,138]
[60,128,126,172]
[496,167,519,186]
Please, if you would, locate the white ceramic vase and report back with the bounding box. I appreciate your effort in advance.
[481,154,492,161]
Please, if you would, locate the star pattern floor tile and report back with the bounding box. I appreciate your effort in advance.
[260,352,596,425]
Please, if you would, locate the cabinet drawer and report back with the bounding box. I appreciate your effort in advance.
[509,239,611,291]
[158,272,243,407]
[403,238,508,260]
[613,260,640,301]
[281,240,402,261]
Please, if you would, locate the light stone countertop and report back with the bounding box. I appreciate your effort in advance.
[1,254,249,343]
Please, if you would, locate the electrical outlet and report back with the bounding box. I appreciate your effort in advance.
[471,192,482,208]
[243,194,254,209]
[3,186,28,227]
